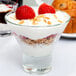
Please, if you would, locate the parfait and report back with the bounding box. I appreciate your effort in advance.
[5,3,70,74]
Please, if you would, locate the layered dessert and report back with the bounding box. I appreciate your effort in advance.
[0,4,12,23]
[5,3,70,57]
[5,3,70,73]
[0,1,17,23]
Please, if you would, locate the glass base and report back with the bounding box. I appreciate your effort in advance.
[23,65,52,74]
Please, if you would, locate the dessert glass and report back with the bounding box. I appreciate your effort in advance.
[0,0,18,36]
[5,11,70,74]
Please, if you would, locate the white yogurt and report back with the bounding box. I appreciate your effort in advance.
[5,11,70,40]
[6,11,69,26]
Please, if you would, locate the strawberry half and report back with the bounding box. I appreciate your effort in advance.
[38,3,56,14]
[16,5,35,20]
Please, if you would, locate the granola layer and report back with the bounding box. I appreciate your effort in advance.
[19,34,57,45]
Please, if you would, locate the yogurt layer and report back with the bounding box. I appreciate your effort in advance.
[6,11,70,26]
[5,9,70,40]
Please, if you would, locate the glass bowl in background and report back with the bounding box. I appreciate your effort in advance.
[0,0,18,37]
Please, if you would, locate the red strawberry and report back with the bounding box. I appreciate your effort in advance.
[16,5,35,20]
[38,3,56,14]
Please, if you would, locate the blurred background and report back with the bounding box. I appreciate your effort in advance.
[11,0,54,6]
[22,0,54,6]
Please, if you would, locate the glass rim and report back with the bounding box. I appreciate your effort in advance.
[5,11,71,28]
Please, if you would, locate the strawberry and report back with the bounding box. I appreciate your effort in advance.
[16,5,35,20]
[38,3,56,14]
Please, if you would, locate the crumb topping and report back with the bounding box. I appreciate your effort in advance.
[19,20,25,24]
